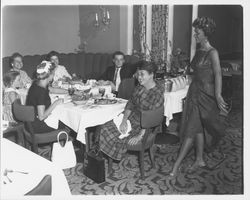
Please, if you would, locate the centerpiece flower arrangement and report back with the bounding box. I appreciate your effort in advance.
[132,41,190,77]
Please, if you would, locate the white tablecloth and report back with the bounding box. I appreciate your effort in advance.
[45,99,127,144]
[18,86,189,131]
[164,85,189,126]
[1,139,71,198]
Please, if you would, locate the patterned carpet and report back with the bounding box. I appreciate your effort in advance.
[55,107,242,195]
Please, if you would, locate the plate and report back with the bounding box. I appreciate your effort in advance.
[71,94,90,101]
[94,98,117,105]
[72,100,88,105]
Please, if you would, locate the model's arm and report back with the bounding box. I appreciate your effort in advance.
[210,50,228,113]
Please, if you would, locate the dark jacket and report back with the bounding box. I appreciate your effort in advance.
[98,63,138,82]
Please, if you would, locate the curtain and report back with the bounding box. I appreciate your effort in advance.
[138,5,147,54]
[133,5,147,59]
[151,5,169,65]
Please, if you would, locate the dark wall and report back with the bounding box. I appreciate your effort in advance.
[198,5,243,56]
[173,5,192,58]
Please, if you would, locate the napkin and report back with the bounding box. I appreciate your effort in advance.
[63,96,72,104]
[113,113,132,139]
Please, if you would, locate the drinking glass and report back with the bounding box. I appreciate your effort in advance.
[99,87,106,97]
[68,84,75,96]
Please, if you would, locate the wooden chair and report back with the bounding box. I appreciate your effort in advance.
[108,106,164,179]
[117,77,137,100]
[25,175,52,195]
[3,123,25,146]
[12,99,68,156]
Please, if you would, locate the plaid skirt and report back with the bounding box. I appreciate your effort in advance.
[99,117,140,161]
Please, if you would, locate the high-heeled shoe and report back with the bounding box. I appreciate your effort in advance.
[169,172,177,178]
[168,167,181,178]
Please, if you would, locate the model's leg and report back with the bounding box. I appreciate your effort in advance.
[189,133,206,169]
[170,137,194,176]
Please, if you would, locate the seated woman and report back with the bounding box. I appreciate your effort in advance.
[98,61,164,161]
[46,51,72,94]
[26,60,64,133]
[2,71,21,122]
[46,51,72,82]
[9,52,32,89]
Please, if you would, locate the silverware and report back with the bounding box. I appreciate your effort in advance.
[7,169,29,174]
[3,170,12,183]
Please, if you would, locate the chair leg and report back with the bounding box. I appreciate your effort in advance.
[17,128,25,147]
[108,157,113,174]
[149,147,156,168]
[139,151,145,179]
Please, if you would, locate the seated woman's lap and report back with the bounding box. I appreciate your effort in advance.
[99,120,141,160]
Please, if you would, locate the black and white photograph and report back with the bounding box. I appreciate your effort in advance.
[0,0,248,199]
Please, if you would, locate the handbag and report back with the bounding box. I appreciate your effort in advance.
[51,131,76,169]
[83,149,105,183]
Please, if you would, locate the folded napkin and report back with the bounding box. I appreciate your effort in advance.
[113,113,132,139]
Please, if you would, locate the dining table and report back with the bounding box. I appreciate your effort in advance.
[164,85,189,126]
[44,98,128,145]
[1,138,71,198]
[17,81,189,132]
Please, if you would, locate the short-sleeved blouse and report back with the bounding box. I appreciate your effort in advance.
[53,65,72,82]
[10,69,32,88]
[26,82,51,116]
[2,88,20,122]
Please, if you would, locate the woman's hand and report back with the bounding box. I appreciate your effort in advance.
[216,94,228,113]
[128,134,143,145]
[119,120,128,134]
[128,130,145,145]
[53,98,64,106]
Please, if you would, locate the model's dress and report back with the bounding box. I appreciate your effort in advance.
[99,82,164,160]
[179,48,228,146]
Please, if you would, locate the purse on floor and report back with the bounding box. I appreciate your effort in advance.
[83,149,105,183]
[51,131,77,169]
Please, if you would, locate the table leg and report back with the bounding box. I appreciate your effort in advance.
[85,131,90,153]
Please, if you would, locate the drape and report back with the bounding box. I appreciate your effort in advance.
[151,5,169,65]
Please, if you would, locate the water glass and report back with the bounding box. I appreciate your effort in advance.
[68,85,75,96]
[99,87,106,97]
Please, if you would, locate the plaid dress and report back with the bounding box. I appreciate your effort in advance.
[99,82,164,160]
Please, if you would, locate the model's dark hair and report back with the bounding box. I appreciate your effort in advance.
[9,52,23,68]
[112,51,125,59]
[192,16,216,39]
[46,51,59,61]
[3,71,20,87]
[137,60,157,74]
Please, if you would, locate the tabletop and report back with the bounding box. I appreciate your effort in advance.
[164,85,189,126]
[44,98,128,144]
[1,138,71,198]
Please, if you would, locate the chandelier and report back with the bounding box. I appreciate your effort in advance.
[94,6,111,31]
